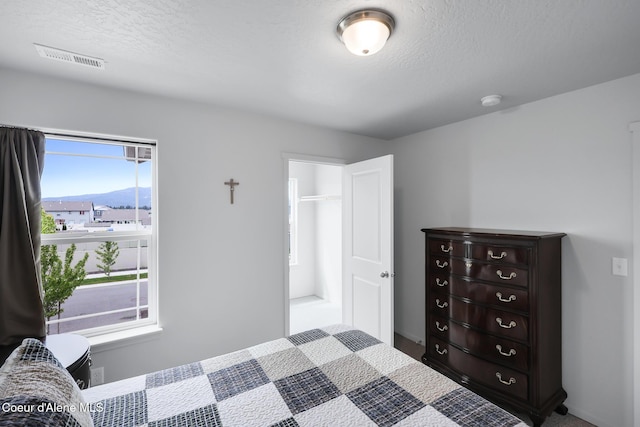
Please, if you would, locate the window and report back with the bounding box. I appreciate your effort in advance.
[40,135,157,337]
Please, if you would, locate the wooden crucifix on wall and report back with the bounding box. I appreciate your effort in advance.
[224,178,239,204]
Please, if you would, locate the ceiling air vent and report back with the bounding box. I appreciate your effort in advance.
[34,43,105,70]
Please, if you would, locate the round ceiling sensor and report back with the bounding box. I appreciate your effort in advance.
[481,95,502,107]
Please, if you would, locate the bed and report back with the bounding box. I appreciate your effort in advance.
[1,324,527,426]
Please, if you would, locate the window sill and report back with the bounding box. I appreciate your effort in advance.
[87,325,163,354]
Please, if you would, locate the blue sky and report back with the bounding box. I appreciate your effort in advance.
[41,139,152,198]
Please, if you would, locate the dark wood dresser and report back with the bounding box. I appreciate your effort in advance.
[421,227,567,426]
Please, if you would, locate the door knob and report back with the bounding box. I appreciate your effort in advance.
[380,271,390,278]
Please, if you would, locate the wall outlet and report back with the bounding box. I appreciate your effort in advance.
[612,257,628,277]
[90,366,104,386]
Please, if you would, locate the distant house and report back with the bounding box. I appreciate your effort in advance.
[94,207,151,226]
[42,201,94,226]
[93,205,109,222]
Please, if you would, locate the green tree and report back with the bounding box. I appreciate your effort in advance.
[41,244,89,333]
[95,241,119,277]
[41,207,56,234]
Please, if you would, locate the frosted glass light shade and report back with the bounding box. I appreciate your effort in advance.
[342,20,390,56]
[337,10,395,57]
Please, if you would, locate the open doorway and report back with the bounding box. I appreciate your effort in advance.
[284,154,394,343]
[288,160,343,334]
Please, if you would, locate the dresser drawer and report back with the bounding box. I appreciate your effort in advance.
[429,256,457,274]
[429,238,466,258]
[444,276,529,312]
[460,261,528,287]
[429,315,529,371]
[429,337,528,401]
[429,272,454,291]
[470,244,529,265]
[431,257,484,277]
[429,295,529,341]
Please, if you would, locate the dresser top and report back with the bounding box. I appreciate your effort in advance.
[421,227,566,239]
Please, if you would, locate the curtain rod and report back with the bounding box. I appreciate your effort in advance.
[43,131,156,147]
[1,124,155,146]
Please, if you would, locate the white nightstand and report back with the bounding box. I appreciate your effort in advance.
[46,334,91,389]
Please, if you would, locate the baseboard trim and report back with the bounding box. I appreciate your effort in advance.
[564,404,608,427]
[394,329,423,346]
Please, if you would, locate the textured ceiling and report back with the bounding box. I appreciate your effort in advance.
[1,0,640,140]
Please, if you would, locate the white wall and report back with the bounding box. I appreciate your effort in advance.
[390,73,640,427]
[0,67,386,382]
[288,162,316,298]
[631,123,640,427]
[313,164,342,302]
[288,162,342,302]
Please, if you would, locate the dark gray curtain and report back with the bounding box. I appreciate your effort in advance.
[0,127,46,345]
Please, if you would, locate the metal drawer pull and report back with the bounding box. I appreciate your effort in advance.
[441,244,453,253]
[496,292,516,303]
[496,345,517,357]
[435,344,448,355]
[496,318,516,329]
[489,250,507,260]
[435,321,448,332]
[496,270,516,280]
[496,372,516,386]
[435,278,448,287]
[436,260,449,268]
[435,299,448,309]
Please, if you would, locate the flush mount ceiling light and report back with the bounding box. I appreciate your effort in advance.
[481,94,502,107]
[337,9,395,56]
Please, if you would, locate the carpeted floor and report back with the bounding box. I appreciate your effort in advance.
[393,334,596,427]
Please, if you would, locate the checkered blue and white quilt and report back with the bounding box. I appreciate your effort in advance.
[83,325,527,427]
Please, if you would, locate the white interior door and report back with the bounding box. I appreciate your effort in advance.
[343,155,393,345]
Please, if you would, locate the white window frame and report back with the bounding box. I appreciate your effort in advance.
[40,130,158,339]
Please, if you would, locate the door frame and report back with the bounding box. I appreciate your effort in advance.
[282,153,346,336]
